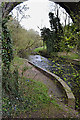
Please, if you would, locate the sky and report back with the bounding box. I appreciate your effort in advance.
[11,0,72,35]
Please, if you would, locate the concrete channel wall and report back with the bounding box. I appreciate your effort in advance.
[28,60,75,109]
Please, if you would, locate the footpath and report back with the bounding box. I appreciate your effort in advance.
[19,59,64,101]
[19,59,80,118]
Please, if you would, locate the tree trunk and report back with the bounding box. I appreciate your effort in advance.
[2,2,21,18]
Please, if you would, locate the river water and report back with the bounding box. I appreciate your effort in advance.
[27,55,80,110]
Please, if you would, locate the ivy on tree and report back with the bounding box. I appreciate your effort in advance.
[41,12,63,53]
[2,16,13,70]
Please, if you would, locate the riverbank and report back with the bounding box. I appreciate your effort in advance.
[38,50,80,65]
[18,57,80,118]
[3,56,80,118]
[27,54,80,112]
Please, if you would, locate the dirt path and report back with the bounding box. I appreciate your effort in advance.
[19,59,65,101]
[18,59,80,118]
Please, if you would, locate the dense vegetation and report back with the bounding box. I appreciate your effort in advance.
[40,12,63,53]
[2,4,80,118]
[2,16,54,118]
[3,66,54,118]
[36,12,80,111]
[2,16,15,94]
[7,17,43,58]
[40,12,80,56]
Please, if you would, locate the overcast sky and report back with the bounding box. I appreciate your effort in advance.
[11,0,72,34]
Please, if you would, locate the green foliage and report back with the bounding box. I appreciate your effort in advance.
[10,56,24,71]
[2,55,59,117]
[2,16,13,69]
[2,77,57,117]
[60,22,80,53]
[2,65,19,96]
[58,52,80,60]
[7,17,42,58]
[49,12,63,52]
[41,12,63,54]
[41,27,55,53]
[2,16,19,96]
[41,11,80,55]
[50,57,80,109]
[34,46,46,53]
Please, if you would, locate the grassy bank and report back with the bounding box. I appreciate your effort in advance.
[34,46,80,62]
[3,56,80,118]
[2,56,59,118]
[58,52,80,60]
[34,46,46,53]
[3,77,56,118]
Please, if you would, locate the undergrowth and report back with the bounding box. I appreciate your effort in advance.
[58,52,80,60]
[3,77,57,118]
[2,56,58,118]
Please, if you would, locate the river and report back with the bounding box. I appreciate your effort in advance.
[27,55,80,110]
